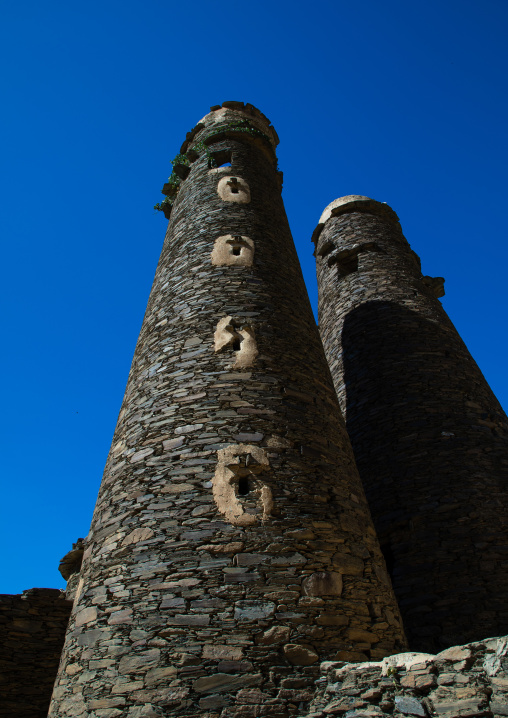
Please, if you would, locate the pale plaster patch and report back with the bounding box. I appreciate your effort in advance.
[214,316,258,368]
[212,445,273,526]
[217,175,251,203]
[211,235,254,267]
[234,327,257,368]
[214,316,236,352]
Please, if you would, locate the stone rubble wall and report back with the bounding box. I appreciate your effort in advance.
[313,196,508,652]
[302,635,508,718]
[0,588,72,717]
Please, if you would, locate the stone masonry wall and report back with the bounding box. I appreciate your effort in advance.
[0,588,72,718]
[302,634,508,718]
[313,196,508,653]
[48,108,406,718]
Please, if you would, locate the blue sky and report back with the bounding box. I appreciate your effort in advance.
[1,0,507,594]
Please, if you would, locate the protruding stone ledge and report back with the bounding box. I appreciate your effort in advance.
[58,538,85,581]
[211,234,255,267]
[422,275,446,298]
[312,195,400,247]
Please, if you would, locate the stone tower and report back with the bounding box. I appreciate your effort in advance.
[313,195,508,652]
[48,110,406,718]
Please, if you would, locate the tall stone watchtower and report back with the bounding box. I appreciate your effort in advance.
[48,111,406,717]
[313,195,508,652]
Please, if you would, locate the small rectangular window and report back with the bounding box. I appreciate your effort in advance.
[337,255,359,276]
[209,149,233,169]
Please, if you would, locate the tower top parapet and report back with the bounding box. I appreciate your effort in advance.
[200,101,279,146]
[179,101,279,156]
[312,195,400,246]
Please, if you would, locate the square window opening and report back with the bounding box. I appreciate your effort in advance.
[338,255,359,277]
[209,149,233,169]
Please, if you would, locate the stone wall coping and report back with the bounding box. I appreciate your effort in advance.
[310,635,508,718]
[321,651,435,677]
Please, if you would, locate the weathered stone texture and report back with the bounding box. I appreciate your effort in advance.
[0,588,72,717]
[302,634,508,718]
[314,195,508,652]
[48,109,405,717]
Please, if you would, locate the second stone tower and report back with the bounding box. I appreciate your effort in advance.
[313,195,508,653]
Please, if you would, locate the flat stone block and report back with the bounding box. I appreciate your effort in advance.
[193,672,262,693]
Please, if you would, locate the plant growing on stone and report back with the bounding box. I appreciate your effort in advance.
[154,119,272,214]
[386,666,400,691]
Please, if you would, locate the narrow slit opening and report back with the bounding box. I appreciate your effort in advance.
[238,476,250,496]
[232,338,242,351]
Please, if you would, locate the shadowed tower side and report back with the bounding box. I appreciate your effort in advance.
[48,112,405,717]
[313,195,508,652]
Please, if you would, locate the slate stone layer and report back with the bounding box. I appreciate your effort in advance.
[314,196,508,653]
[48,110,405,718]
[0,588,72,718]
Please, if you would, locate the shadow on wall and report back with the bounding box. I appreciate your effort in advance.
[341,300,508,652]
